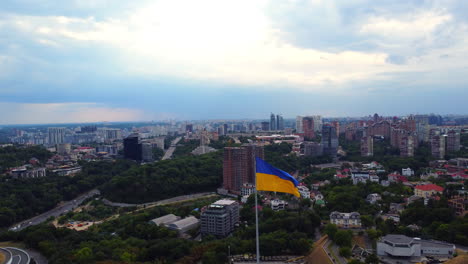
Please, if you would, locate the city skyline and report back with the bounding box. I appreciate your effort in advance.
[1,1,468,124]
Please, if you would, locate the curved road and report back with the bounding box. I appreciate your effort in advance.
[102,192,216,208]
[6,248,30,264]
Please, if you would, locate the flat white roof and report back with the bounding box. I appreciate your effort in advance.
[214,199,236,206]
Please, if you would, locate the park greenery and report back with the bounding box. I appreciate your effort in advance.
[100,151,222,203]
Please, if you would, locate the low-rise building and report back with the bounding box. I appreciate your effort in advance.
[150,214,181,226]
[381,214,400,223]
[414,184,444,198]
[402,168,415,177]
[366,193,382,204]
[10,166,46,179]
[351,171,370,185]
[297,185,310,199]
[241,183,255,196]
[377,234,455,257]
[330,211,361,228]
[271,199,288,211]
[166,216,200,233]
[447,196,468,217]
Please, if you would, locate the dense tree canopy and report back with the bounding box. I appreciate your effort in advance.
[0,145,52,173]
[100,151,223,203]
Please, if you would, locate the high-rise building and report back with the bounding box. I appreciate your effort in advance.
[201,199,239,238]
[141,142,154,162]
[367,121,391,139]
[360,136,373,157]
[312,115,322,132]
[304,142,323,157]
[223,124,229,135]
[322,124,338,157]
[185,124,193,133]
[105,129,122,142]
[223,145,264,194]
[261,122,270,131]
[270,113,276,131]
[296,116,304,133]
[446,130,461,152]
[223,147,248,194]
[431,134,445,159]
[302,117,315,140]
[331,121,340,137]
[400,136,414,157]
[243,144,264,184]
[48,127,66,145]
[276,114,284,130]
[124,134,142,161]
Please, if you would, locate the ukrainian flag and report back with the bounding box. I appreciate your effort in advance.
[255,157,300,197]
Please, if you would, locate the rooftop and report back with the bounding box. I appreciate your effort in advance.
[150,214,180,226]
[167,216,199,230]
[382,234,414,244]
[415,184,444,192]
[213,199,237,206]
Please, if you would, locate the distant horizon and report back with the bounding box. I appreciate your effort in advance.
[1,113,468,127]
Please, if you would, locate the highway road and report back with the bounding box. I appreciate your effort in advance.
[162,137,181,160]
[10,189,100,231]
[6,248,30,264]
[102,192,216,208]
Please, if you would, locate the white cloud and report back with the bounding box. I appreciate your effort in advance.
[0,0,392,91]
[360,11,452,41]
[1,0,468,93]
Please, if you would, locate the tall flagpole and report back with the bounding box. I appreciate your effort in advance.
[254,155,260,263]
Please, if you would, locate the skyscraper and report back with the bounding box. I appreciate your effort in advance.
[276,114,284,130]
[302,117,315,140]
[296,116,304,133]
[270,113,276,131]
[48,127,65,145]
[322,124,338,157]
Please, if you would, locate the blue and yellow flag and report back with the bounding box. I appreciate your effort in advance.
[255,157,300,197]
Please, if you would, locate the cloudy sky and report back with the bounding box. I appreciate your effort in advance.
[1,0,467,124]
